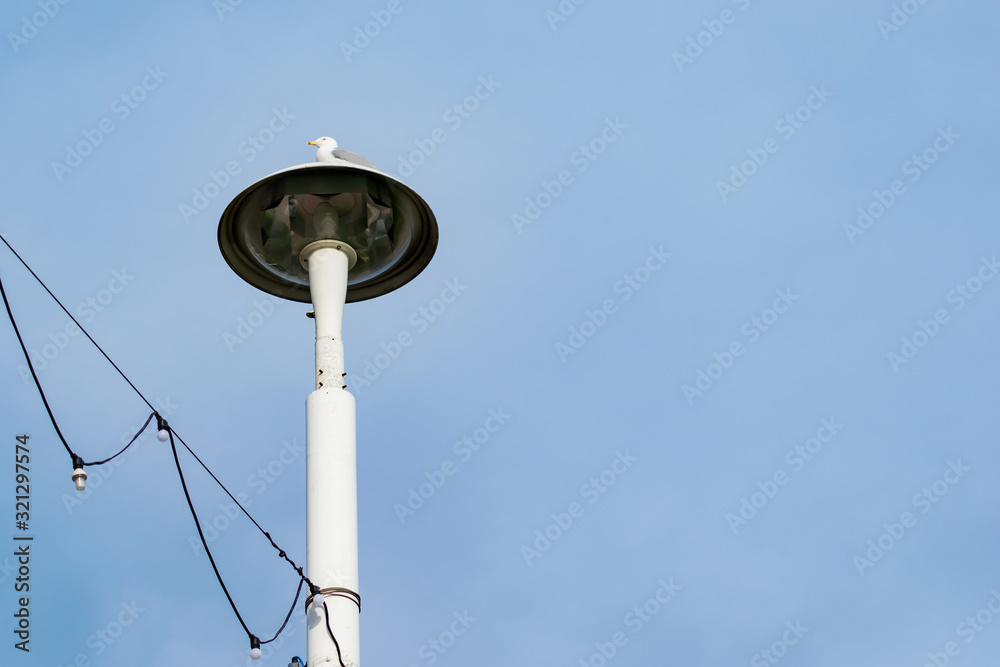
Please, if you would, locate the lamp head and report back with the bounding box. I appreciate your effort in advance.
[218,158,437,303]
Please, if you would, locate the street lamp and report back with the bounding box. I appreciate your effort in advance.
[218,149,438,666]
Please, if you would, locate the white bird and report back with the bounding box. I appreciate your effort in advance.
[307,136,377,169]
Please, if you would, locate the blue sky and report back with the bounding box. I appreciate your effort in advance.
[1,1,999,666]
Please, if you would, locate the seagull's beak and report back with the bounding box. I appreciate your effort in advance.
[307,141,317,146]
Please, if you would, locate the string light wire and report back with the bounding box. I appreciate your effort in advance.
[0,261,77,460]
[83,412,155,466]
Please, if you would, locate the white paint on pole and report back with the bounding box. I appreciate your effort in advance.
[303,242,360,666]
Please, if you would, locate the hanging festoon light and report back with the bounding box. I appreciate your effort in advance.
[71,455,87,491]
[218,137,438,666]
[156,414,170,442]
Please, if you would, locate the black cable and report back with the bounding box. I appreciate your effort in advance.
[169,428,322,650]
[83,412,156,466]
[0,268,77,460]
[0,233,157,414]
[167,429,253,637]
[322,600,349,667]
[261,578,304,645]
[169,428,308,575]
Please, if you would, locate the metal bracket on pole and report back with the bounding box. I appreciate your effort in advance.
[305,587,362,613]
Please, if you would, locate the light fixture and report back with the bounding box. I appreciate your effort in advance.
[72,455,87,491]
[156,414,169,442]
[218,146,439,667]
[218,161,437,303]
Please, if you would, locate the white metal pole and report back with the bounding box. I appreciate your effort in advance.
[302,241,360,667]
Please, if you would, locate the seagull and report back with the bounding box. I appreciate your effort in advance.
[307,137,377,169]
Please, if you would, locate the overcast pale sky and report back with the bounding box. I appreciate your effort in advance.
[1,1,999,666]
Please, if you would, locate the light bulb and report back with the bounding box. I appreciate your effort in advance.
[155,414,170,442]
[249,636,261,660]
[72,467,87,492]
[250,648,262,660]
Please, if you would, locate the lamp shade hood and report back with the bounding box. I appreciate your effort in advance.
[218,161,438,303]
